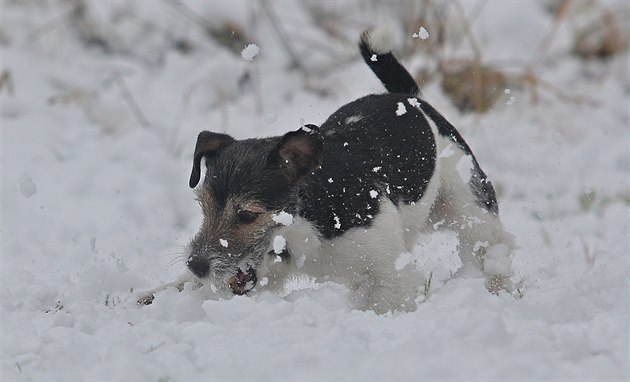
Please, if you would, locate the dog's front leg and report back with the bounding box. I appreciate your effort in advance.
[335,199,422,314]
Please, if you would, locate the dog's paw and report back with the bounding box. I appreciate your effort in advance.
[365,286,419,315]
[485,273,514,295]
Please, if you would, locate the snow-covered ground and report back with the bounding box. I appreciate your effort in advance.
[1,1,628,380]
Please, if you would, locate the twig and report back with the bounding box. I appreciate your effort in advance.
[162,0,248,56]
[28,7,74,42]
[169,81,205,156]
[452,0,484,112]
[531,0,572,68]
[161,0,208,29]
[423,271,433,296]
[249,2,264,115]
[111,71,151,129]
[520,69,600,107]
[450,0,487,54]
[259,0,305,71]
[580,235,596,266]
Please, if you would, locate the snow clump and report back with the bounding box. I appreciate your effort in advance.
[412,27,430,40]
[19,175,37,198]
[241,44,260,61]
[396,102,407,116]
[407,98,420,108]
[272,211,294,226]
[273,235,286,254]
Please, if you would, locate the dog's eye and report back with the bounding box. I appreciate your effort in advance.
[237,210,258,224]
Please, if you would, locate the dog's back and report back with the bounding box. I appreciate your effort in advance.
[301,93,437,239]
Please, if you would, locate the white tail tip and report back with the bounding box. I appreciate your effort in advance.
[363,26,395,55]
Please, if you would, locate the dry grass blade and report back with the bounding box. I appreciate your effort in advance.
[0,69,15,95]
[520,69,599,107]
[162,0,249,56]
[259,0,305,71]
[112,71,151,129]
[573,10,629,60]
[440,60,507,113]
[532,0,572,67]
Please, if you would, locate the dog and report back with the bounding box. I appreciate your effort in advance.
[139,28,515,314]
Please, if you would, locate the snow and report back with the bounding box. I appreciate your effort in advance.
[241,43,260,61]
[395,252,414,271]
[483,244,512,276]
[333,215,341,229]
[272,235,286,254]
[271,211,294,226]
[219,239,228,248]
[1,1,629,381]
[412,27,430,40]
[18,174,37,198]
[369,190,379,198]
[395,102,407,116]
[263,112,277,124]
[407,97,420,108]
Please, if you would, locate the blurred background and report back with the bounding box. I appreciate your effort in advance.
[1,1,628,381]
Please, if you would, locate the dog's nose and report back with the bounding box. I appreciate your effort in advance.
[187,256,210,278]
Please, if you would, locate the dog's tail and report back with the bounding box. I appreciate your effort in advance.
[359,27,419,96]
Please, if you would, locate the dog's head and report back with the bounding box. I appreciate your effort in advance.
[186,125,323,294]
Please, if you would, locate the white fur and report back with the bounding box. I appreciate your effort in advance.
[417,106,516,291]
[263,198,424,314]
[365,26,395,55]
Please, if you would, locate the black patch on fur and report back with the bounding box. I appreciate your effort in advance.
[270,125,323,182]
[187,255,210,278]
[299,93,436,238]
[190,131,235,188]
[417,100,499,215]
[203,138,298,212]
[268,249,291,263]
[470,167,499,215]
[359,32,419,96]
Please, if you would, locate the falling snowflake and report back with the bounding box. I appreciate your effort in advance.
[241,44,260,61]
[412,27,430,40]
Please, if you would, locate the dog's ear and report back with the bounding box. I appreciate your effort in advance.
[189,131,235,188]
[271,125,323,181]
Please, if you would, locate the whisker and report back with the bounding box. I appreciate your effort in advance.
[171,263,186,273]
[168,259,186,270]
[159,251,186,258]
